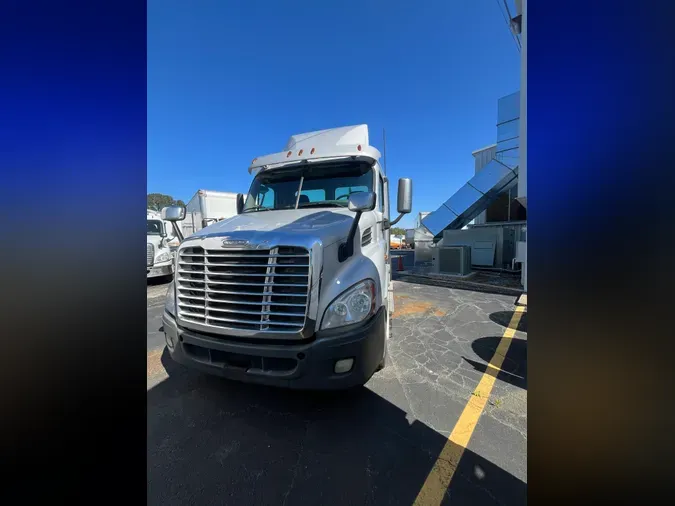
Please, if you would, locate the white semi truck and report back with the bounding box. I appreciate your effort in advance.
[147,209,179,279]
[161,125,412,389]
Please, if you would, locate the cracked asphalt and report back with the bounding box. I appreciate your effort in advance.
[147,272,527,505]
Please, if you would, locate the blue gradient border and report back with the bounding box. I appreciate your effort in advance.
[529,0,675,502]
[1,1,147,501]
[1,0,675,502]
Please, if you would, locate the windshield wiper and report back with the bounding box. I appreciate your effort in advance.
[242,205,272,213]
[297,202,346,209]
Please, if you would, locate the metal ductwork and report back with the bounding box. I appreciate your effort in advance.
[422,91,521,241]
[422,160,518,239]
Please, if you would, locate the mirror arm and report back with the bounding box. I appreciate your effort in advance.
[171,222,184,243]
[338,211,363,262]
[389,213,405,227]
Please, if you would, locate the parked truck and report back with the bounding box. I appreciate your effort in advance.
[161,124,413,389]
[390,234,404,249]
[182,189,241,236]
[147,209,179,279]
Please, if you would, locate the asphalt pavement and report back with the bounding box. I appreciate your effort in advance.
[147,275,527,505]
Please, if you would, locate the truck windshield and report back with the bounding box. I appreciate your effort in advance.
[147,220,164,235]
[243,161,374,212]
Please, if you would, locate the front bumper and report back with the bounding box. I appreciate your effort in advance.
[162,307,386,390]
[147,260,174,278]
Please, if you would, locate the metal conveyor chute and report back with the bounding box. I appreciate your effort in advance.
[422,159,518,240]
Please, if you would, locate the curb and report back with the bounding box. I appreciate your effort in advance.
[395,273,524,297]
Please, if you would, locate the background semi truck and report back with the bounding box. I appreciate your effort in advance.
[182,189,241,236]
[161,124,413,389]
[147,209,179,279]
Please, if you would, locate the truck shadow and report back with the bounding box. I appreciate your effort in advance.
[489,310,528,333]
[462,336,527,390]
[147,348,526,505]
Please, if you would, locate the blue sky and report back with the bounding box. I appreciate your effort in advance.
[148,0,520,228]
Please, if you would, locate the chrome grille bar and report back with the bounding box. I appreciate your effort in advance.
[175,245,310,334]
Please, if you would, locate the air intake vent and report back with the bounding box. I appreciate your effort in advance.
[361,227,372,247]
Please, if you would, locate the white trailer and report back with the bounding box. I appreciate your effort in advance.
[183,190,240,236]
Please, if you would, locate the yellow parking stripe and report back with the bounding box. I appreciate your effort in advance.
[413,306,525,505]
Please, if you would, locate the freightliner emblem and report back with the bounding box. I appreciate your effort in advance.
[221,238,249,248]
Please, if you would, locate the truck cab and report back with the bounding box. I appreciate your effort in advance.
[147,209,179,279]
[161,125,412,389]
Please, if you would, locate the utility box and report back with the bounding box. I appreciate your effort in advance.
[413,226,435,264]
[441,225,517,269]
[432,246,472,276]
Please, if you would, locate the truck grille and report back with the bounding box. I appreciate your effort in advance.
[175,246,310,333]
[147,243,155,267]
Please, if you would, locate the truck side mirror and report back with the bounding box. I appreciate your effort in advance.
[339,192,376,262]
[348,191,376,212]
[236,193,245,214]
[389,178,413,227]
[162,205,186,222]
[397,178,413,214]
[162,205,186,243]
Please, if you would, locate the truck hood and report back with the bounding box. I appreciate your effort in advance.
[186,208,357,248]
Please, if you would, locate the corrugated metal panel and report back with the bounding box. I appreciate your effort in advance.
[472,145,497,225]
[473,145,497,174]
[415,212,431,229]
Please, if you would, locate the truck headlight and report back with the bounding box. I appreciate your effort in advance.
[321,280,376,330]
[156,251,171,263]
[165,281,176,316]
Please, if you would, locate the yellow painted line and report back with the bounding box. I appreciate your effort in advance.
[413,306,525,506]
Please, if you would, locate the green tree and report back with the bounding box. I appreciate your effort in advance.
[147,193,186,211]
[390,227,406,236]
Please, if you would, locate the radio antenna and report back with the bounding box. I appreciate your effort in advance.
[382,128,387,175]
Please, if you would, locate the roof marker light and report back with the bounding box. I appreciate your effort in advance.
[298,149,303,156]
[357,144,362,151]
[287,151,292,158]
[310,148,315,154]
[252,158,257,164]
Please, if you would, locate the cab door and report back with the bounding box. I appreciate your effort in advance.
[375,169,391,310]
